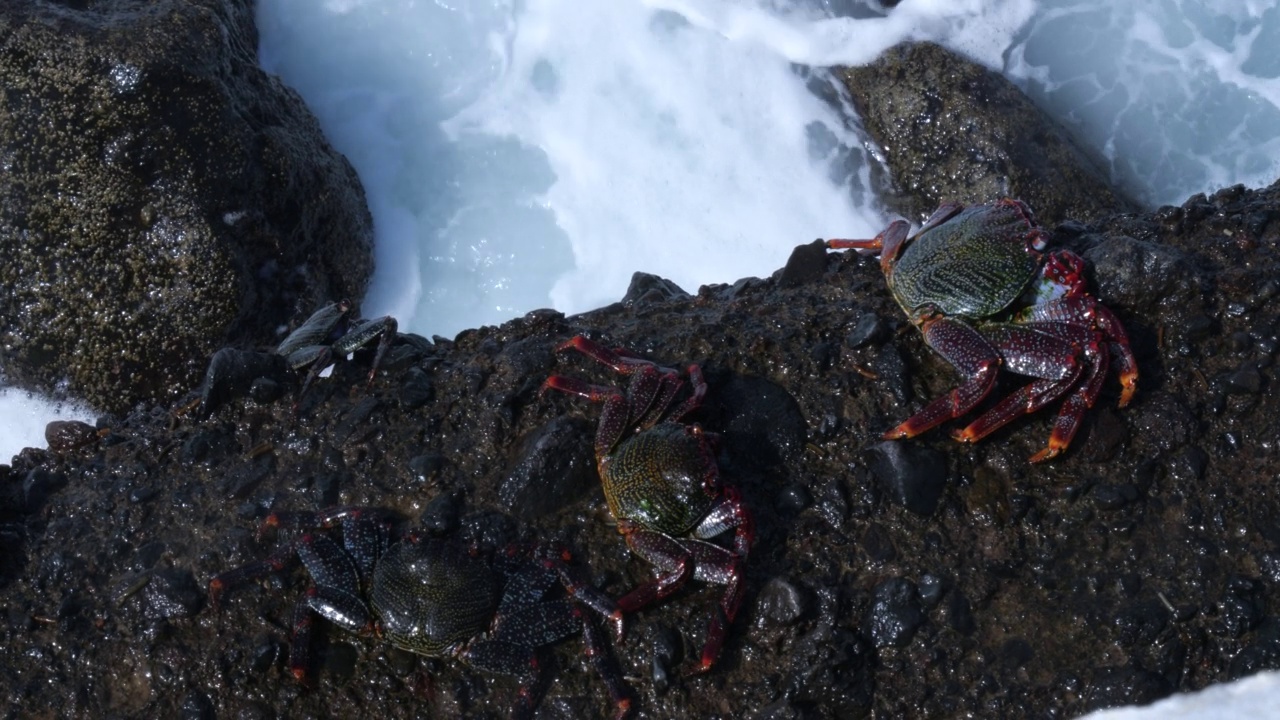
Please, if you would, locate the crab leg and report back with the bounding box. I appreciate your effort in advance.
[542,375,633,458]
[1018,295,1138,406]
[616,527,696,615]
[552,335,700,428]
[950,325,1090,446]
[687,488,753,674]
[887,317,1001,439]
[826,218,913,275]
[473,546,633,720]
[334,315,399,386]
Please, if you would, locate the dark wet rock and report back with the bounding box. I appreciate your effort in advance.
[1229,618,1280,680]
[1085,665,1174,713]
[44,420,98,453]
[196,349,290,419]
[1217,576,1264,638]
[22,469,66,513]
[757,577,809,627]
[0,0,373,415]
[942,589,976,636]
[419,490,462,535]
[1001,638,1034,669]
[623,272,691,306]
[499,416,597,520]
[142,567,204,620]
[1082,235,1203,325]
[917,573,945,610]
[865,441,946,516]
[647,624,684,694]
[1091,483,1138,511]
[1167,446,1209,484]
[408,453,446,484]
[784,589,874,716]
[1226,363,1264,394]
[836,42,1134,226]
[398,366,436,409]
[775,483,812,514]
[845,312,887,348]
[778,239,829,287]
[861,522,897,563]
[863,576,923,648]
[812,476,849,529]
[181,689,215,720]
[871,344,911,406]
[248,377,284,405]
[713,375,807,469]
[333,396,380,446]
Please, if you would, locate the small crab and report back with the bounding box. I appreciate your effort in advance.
[826,198,1138,462]
[542,336,754,674]
[209,507,633,719]
[196,300,396,417]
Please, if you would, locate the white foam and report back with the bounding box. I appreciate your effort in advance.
[0,388,95,464]
[444,0,879,319]
[1079,670,1280,719]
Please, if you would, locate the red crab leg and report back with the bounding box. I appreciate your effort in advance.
[555,335,698,426]
[542,375,633,458]
[826,218,912,275]
[660,364,707,424]
[1041,250,1090,297]
[207,548,300,610]
[1030,336,1111,463]
[887,316,1001,439]
[950,325,1091,446]
[1018,296,1138,406]
[615,526,696,615]
[687,488,753,674]
[556,335,673,376]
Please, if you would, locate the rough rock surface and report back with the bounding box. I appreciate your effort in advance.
[838,42,1137,227]
[2,180,1278,719]
[0,0,374,413]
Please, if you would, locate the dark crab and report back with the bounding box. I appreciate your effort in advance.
[826,198,1138,462]
[196,300,397,418]
[209,507,633,719]
[542,336,754,674]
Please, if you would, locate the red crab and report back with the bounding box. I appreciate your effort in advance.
[542,336,754,674]
[826,198,1138,462]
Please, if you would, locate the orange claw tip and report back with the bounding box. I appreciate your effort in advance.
[1028,444,1064,464]
[290,666,308,684]
[1118,377,1138,407]
[881,426,911,440]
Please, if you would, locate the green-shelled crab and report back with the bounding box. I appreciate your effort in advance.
[543,336,753,674]
[826,198,1138,462]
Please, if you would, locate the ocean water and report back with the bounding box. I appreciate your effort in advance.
[3,0,1278,713]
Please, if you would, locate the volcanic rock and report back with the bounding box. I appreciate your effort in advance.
[0,0,374,413]
[838,42,1136,226]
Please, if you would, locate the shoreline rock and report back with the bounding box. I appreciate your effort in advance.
[0,0,374,414]
[837,42,1138,226]
[1,180,1277,717]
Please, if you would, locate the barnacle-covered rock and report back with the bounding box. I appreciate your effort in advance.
[0,0,373,413]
